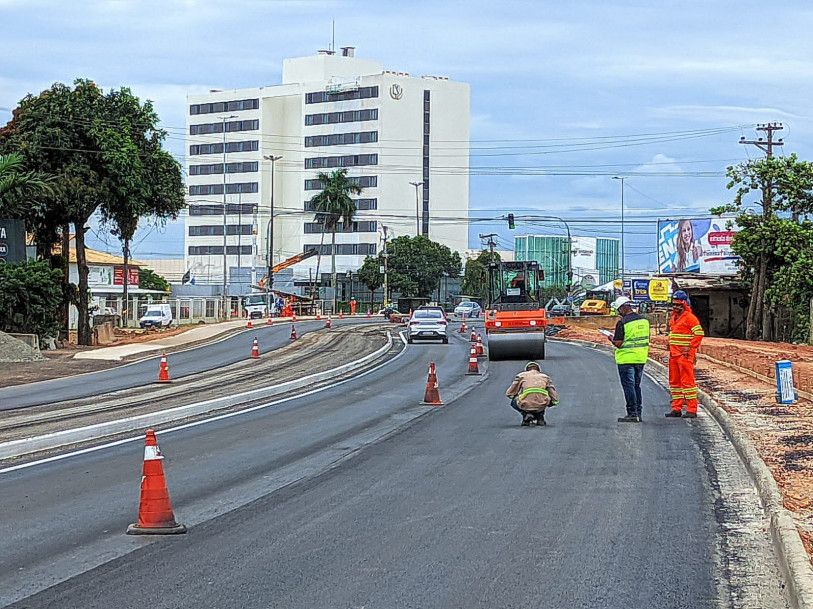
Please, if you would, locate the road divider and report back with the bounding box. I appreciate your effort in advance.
[0,333,396,462]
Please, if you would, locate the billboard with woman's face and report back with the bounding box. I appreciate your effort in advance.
[657,218,740,275]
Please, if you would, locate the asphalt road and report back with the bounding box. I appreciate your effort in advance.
[0,317,381,410]
[1,338,789,608]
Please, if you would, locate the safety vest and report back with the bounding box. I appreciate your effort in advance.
[615,317,650,364]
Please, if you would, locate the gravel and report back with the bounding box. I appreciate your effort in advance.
[0,331,45,363]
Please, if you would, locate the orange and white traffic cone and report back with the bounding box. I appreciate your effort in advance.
[157,353,170,383]
[316,311,321,321]
[339,310,344,319]
[126,429,186,535]
[246,317,253,329]
[476,334,485,357]
[466,346,481,375]
[266,315,273,326]
[251,337,259,359]
[420,362,444,405]
[470,328,477,343]
[325,316,332,328]
[292,314,297,323]
[290,324,297,340]
[459,313,467,334]
[367,308,371,318]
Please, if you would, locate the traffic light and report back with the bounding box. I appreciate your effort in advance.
[507,213,515,230]
[567,271,573,286]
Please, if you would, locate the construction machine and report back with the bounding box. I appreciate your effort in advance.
[484,261,548,361]
[579,289,613,315]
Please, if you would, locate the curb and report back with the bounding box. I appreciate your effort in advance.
[0,333,396,462]
[553,336,813,609]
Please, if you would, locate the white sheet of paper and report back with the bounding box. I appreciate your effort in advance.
[598,328,614,338]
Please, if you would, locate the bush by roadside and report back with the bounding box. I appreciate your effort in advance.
[0,260,63,339]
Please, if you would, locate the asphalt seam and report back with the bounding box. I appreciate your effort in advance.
[553,336,813,609]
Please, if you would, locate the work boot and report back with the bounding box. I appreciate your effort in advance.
[682,412,698,419]
[665,410,683,418]
[534,413,546,426]
[617,415,640,423]
[521,413,533,426]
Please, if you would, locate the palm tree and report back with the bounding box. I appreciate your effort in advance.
[309,169,362,312]
[0,153,53,214]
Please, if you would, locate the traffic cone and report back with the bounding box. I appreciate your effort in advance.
[466,346,481,375]
[266,315,273,326]
[459,314,467,333]
[326,316,332,328]
[126,430,186,535]
[251,337,259,359]
[292,314,297,323]
[421,362,444,405]
[290,324,297,340]
[339,310,344,319]
[470,328,477,343]
[246,318,253,329]
[367,308,371,318]
[316,311,321,321]
[157,353,170,383]
[476,334,485,357]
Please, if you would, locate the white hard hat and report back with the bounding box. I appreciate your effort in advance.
[611,296,632,309]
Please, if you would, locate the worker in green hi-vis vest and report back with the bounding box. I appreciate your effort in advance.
[606,296,650,423]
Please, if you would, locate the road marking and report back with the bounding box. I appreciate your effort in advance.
[0,332,408,475]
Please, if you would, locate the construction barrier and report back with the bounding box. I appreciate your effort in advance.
[126,430,186,535]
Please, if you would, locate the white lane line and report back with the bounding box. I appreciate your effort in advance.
[0,333,408,475]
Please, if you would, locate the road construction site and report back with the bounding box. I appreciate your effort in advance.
[0,315,802,608]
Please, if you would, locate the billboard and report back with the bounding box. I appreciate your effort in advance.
[631,278,670,302]
[657,218,740,275]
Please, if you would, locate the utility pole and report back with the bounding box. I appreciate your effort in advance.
[382,225,389,306]
[219,114,237,319]
[478,233,497,308]
[264,154,282,310]
[740,123,785,217]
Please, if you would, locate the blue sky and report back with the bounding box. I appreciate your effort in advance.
[2,0,812,271]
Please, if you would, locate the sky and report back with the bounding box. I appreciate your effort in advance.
[2,0,812,272]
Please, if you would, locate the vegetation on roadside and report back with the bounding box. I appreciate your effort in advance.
[713,153,813,342]
[0,261,64,339]
[461,250,501,300]
[138,268,170,292]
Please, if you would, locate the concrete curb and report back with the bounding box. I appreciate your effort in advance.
[552,336,813,609]
[0,333,395,462]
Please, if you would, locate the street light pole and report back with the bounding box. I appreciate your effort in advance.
[612,176,626,286]
[382,225,389,306]
[409,181,423,237]
[220,114,237,319]
[263,155,282,307]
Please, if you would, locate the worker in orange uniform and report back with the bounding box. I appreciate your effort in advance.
[350,297,357,315]
[665,290,704,419]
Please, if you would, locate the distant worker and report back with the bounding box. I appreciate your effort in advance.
[505,361,559,426]
[666,290,704,419]
[350,297,357,315]
[607,296,650,423]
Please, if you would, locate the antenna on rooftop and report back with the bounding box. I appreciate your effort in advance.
[331,20,335,53]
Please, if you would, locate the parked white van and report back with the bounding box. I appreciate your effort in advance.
[139,303,173,329]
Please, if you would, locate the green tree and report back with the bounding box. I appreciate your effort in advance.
[713,154,813,340]
[0,153,53,213]
[138,268,170,292]
[309,169,361,312]
[362,235,461,298]
[358,255,384,295]
[461,250,501,301]
[0,80,184,344]
[0,260,63,338]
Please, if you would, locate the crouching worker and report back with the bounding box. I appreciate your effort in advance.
[506,361,559,426]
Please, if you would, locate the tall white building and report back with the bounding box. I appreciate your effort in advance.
[184,48,470,294]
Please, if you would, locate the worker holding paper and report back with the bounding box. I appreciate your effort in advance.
[604,297,650,422]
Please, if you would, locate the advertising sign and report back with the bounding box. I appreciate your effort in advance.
[0,219,26,263]
[648,279,670,301]
[113,266,140,286]
[632,279,650,301]
[658,217,740,275]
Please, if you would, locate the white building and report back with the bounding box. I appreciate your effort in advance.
[184,47,470,294]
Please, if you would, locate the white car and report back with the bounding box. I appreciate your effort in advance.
[454,301,482,318]
[407,309,448,344]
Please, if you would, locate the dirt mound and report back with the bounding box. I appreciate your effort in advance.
[0,331,45,362]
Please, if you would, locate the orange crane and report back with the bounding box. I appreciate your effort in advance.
[258,249,318,287]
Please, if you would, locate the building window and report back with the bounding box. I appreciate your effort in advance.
[190,141,259,155]
[304,154,378,170]
[188,224,253,236]
[187,245,253,255]
[304,243,377,256]
[304,176,377,190]
[188,203,258,215]
[304,131,378,147]
[305,86,379,104]
[189,99,259,115]
[303,220,378,234]
[304,108,378,126]
[189,119,259,135]
[304,198,377,212]
[188,183,259,196]
[189,161,259,176]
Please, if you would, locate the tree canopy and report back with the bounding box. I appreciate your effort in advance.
[461,249,501,300]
